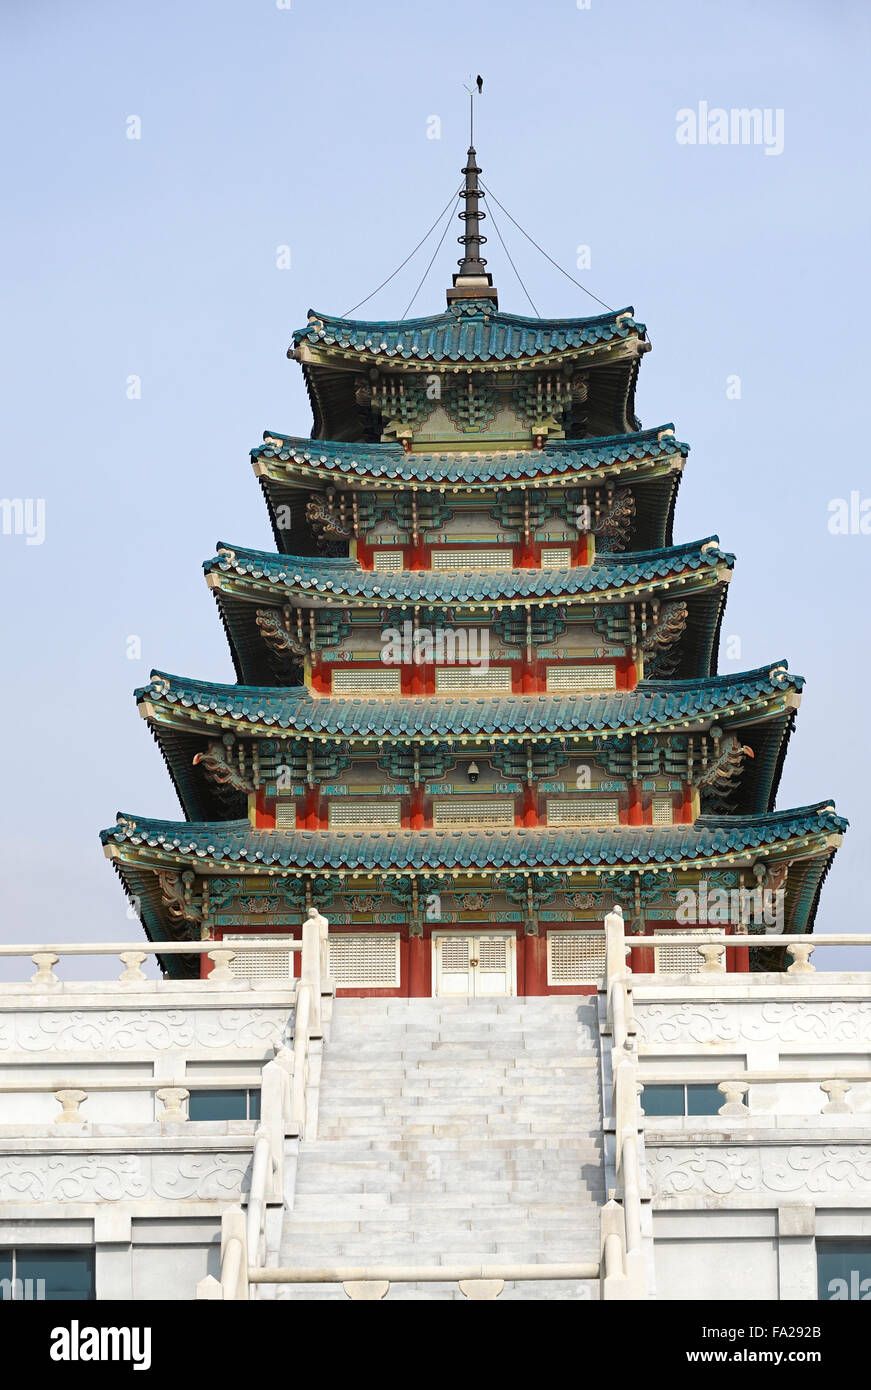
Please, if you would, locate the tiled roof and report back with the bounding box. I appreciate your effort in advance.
[292,302,646,365]
[252,426,688,485]
[204,537,733,604]
[139,662,801,738]
[101,802,846,873]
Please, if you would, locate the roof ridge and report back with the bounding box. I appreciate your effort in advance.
[297,304,637,336]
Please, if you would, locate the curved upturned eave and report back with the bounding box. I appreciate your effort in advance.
[251,423,689,486]
[138,661,803,821]
[102,802,846,876]
[291,303,645,363]
[139,661,803,737]
[204,536,733,602]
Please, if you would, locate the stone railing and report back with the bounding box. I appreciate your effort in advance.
[638,1071,871,1119]
[600,905,648,1299]
[0,936,309,987]
[0,913,333,1300]
[247,1261,600,1300]
[618,932,871,975]
[195,911,330,1299]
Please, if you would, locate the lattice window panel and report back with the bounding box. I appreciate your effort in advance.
[331,668,402,695]
[432,799,515,827]
[547,931,606,985]
[328,801,401,827]
[654,930,707,976]
[372,550,404,572]
[275,801,297,830]
[652,798,674,826]
[540,547,573,568]
[546,798,620,825]
[327,933,400,988]
[478,936,509,971]
[224,935,295,982]
[435,666,512,693]
[431,549,513,571]
[546,665,617,691]
[439,936,472,972]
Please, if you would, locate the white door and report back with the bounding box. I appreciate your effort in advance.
[432,933,516,998]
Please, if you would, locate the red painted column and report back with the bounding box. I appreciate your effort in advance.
[521,786,538,826]
[516,541,536,567]
[523,934,547,996]
[407,932,428,997]
[409,786,426,829]
[299,786,320,830]
[633,942,657,972]
[627,783,643,826]
[726,924,750,974]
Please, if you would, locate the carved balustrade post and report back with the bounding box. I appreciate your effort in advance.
[207,948,236,983]
[31,953,60,987]
[717,1081,750,1116]
[820,1080,852,1114]
[118,951,148,984]
[156,1087,189,1123]
[697,944,726,974]
[54,1089,88,1124]
[786,943,816,975]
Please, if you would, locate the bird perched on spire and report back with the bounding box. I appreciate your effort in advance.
[476,75,483,93]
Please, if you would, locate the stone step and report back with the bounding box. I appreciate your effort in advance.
[272,1279,599,1302]
[320,1079,600,1096]
[287,1207,603,1230]
[300,1137,600,1154]
[278,992,605,1303]
[295,1157,602,1181]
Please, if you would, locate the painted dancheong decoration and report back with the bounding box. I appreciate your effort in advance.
[101,136,846,993]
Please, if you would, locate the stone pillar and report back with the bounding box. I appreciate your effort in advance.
[776,1205,816,1299]
[94,1211,133,1301]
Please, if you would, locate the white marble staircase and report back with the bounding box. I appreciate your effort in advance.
[275,995,605,1300]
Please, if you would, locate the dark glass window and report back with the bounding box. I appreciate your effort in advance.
[686,1084,722,1116]
[188,1088,260,1121]
[0,1248,94,1301]
[639,1083,685,1116]
[817,1240,871,1300]
[641,1083,722,1117]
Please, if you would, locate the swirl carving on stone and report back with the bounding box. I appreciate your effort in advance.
[150,1154,251,1200]
[6,1007,291,1053]
[648,1145,871,1199]
[760,1146,871,1195]
[0,1152,251,1203]
[635,1000,871,1046]
[0,1155,149,1202]
[647,1147,758,1197]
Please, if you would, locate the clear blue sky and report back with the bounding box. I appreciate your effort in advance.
[1,0,868,972]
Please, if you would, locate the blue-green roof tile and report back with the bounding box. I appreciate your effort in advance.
[205,537,733,604]
[253,425,687,485]
[101,802,846,874]
[140,662,801,738]
[293,302,646,365]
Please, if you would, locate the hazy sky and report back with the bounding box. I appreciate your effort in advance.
[1,0,868,974]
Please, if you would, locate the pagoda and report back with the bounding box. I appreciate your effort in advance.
[101,139,846,994]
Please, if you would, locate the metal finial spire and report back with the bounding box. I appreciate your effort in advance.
[447,78,498,307]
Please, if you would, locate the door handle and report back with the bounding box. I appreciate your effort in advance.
[469,959,479,968]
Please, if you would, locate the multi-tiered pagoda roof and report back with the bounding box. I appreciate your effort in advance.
[102,139,845,987]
